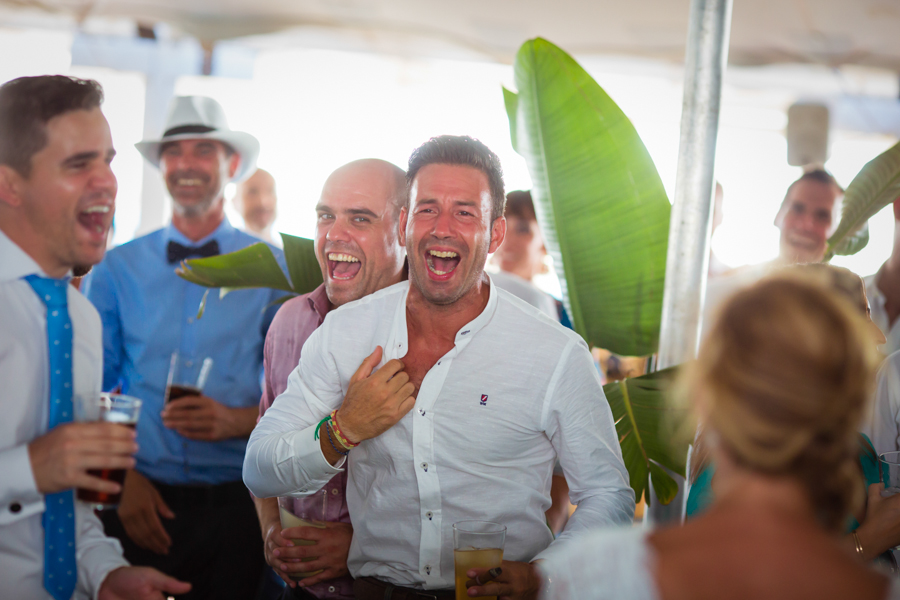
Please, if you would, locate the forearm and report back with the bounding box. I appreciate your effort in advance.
[229,406,263,438]
[243,422,343,499]
[254,496,281,541]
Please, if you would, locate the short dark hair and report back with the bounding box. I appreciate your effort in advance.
[505,190,537,222]
[406,135,506,222]
[788,168,843,196]
[0,75,104,177]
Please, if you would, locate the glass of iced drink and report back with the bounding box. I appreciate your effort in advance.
[73,393,142,509]
[164,352,213,404]
[453,520,506,600]
[278,495,327,580]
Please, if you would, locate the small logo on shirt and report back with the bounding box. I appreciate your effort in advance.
[480,394,488,406]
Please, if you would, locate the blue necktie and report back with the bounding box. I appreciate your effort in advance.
[25,275,77,600]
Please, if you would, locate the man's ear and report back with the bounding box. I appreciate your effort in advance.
[488,215,507,254]
[228,153,241,180]
[398,206,408,248]
[0,165,23,209]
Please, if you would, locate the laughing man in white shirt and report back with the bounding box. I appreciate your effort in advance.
[244,135,634,600]
[0,75,189,600]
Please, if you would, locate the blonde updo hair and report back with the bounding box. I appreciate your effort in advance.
[686,273,880,530]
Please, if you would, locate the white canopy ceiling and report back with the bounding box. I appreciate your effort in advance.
[1,0,899,70]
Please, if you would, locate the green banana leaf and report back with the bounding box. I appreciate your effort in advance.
[826,140,900,260]
[603,367,687,506]
[504,38,671,357]
[176,232,323,317]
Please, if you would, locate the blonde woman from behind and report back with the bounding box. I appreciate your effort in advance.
[540,274,895,600]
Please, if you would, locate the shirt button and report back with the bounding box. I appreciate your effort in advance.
[9,502,21,513]
[328,586,336,593]
[331,488,339,495]
[421,462,428,472]
[426,511,433,520]
[425,565,432,575]
[187,317,194,324]
[418,408,426,416]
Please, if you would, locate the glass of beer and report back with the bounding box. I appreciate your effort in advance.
[278,494,327,580]
[164,352,213,403]
[73,393,142,509]
[453,520,506,600]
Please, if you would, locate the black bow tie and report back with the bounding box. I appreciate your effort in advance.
[167,240,220,264]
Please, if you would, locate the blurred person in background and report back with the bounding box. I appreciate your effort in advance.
[235,167,278,245]
[255,158,408,600]
[690,264,900,568]
[490,190,572,534]
[703,170,842,332]
[82,95,285,599]
[541,273,896,600]
[490,190,559,320]
[0,74,189,600]
[864,197,900,355]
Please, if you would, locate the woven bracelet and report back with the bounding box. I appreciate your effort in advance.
[330,410,360,449]
[324,420,349,456]
[314,414,332,441]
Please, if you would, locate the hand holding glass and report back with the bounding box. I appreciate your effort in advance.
[165,352,213,403]
[73,393,142,508]
[278,495,327,579]
[453,520,506,600]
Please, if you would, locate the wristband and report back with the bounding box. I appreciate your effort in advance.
[330,410,360,449]
[324,419,350,456]
[314,414,332,441]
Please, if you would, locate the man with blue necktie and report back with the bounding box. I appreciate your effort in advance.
[82,96,285,597]
[0,75,190,599]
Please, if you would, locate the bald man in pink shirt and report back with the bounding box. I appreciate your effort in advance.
[255,159,407,600]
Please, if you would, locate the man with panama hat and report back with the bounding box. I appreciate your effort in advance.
[82,96,286,598]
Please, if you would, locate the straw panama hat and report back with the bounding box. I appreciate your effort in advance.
[135,96,260,183]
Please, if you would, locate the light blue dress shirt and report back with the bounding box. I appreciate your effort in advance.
[82,219,287,485]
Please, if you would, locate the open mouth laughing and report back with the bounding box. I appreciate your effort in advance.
[327,252,362,281]
[77,203,112,237]
[425,249,461,280]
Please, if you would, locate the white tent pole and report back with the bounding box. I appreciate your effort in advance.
[648,0,733,525]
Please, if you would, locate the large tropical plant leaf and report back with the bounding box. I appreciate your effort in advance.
[176,234,323,317]
[603,366,687,506]
[826,140,900,259]
[280,233,323,294]
[504,38,671,356]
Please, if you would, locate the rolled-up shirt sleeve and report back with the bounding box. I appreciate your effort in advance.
[244,324,346,499]
[533,339,635,563]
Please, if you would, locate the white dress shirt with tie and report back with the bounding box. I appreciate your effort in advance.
[244,278,635,590]
[0,230,128,599]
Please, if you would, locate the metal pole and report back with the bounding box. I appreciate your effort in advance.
[647,0,733,525]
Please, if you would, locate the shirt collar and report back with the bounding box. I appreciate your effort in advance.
[306,283,331,320]
[0,228,58,282]
[387,274,499,359]
[164,216,235,247]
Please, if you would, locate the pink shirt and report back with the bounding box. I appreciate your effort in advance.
[260,284,353,599]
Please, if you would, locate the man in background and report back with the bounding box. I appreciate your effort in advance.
[864,198,900,355]
[255,158,407,600]
[83,95,284,598]
[704,169,842,328]
[0,74,189,600]
[235,167,278,244]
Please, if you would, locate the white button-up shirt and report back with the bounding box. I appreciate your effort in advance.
[865,272,900,355]
[864,350,900,455]
[0,230,128,599]
[244,279,634,590]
